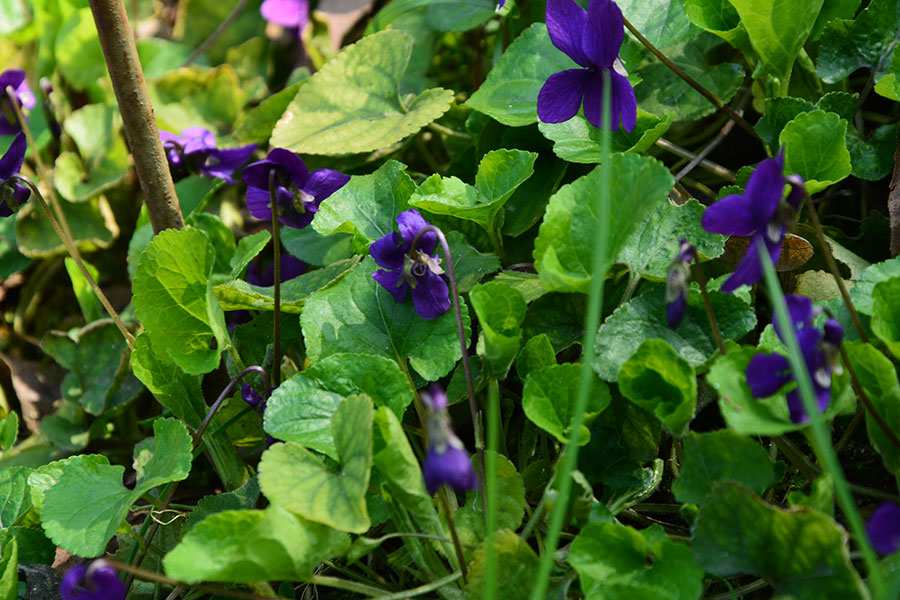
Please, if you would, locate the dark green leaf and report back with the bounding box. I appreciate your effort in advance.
[692,482,866,599]
[618,339,697,437]
[672,430,778,503]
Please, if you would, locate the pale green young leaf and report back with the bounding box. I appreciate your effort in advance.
[259,395,373,533]
[534,153,673,294]
[164,504,348,582]
[271,30,453,154]
[780,111,851,194]
[133,228,229,375]
[469,282,526,377]
[522,364,611,445]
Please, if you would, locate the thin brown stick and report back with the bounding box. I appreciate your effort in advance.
[622,16,762,144]
[803,195,868,343]
[888,135,900,257]
[88,0,184,233]
[109,559,287,600]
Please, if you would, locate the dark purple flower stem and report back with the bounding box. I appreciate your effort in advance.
[436,489,468,583]
[268,170,282,389]
[88,0,184,233]
[125,366,269,594]
[11,175,135,349]
[802,194,867,343]
[409,224,487,506]
[621,16,762,145]
[691,258,726,355]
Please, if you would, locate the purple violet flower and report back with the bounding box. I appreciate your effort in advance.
[665,237,696,329]
[701,152,804,293]
[261,0,309,36]
[537,0,636,132]
[370,209,450,320]
[745,295,843,424]
[160,128,256,184]
[243,148,349,230]
[0,132,29,217]
[868,502,900,555]
[60,561,126,600]
[0,70,35,135]
[242,382,265,409]
[421,384,478,495]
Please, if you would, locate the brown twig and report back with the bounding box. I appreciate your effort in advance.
[622,16,763,144]
[888,135,900,257]
[88,0,184,233]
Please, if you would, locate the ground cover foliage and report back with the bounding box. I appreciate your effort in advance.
[2,0,900,598]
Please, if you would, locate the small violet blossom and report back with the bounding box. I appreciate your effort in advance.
[537,0,636,132]
[159,128,256,184]
[701,151,804,293]
[745,295,843,424]
[421,384,478,495]
[60,561,126,600]
[0,70,35,135]
[867,502,900,555]
[0,132,29,217]
[243,148,349,230]
[665,238,695,329]
[261,0,309,36]
[370,209,450,320]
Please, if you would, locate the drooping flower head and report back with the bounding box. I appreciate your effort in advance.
[665,237,696,329]
[745,295,843,424]
[243,148,350,230]
[701,151,804,293]
[261,0,309,37]
[0,132,29,217]
[868,502,900,555]
[421,384,478,495]
[370,209,451,320]
[60,561,126,600]
[537,0,636,132]
[159,128,256,184]
[0,70,35,136]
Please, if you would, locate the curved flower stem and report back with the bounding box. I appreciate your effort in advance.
[268,170,282,389]
[88,0,184,233]
[437,488,468,583]
[530,72,612,600]
[692,258,726,355]
[126,366,268,593]
[409,225,487,506]
[622,17,763,145]
[11,175,135,349]
[802,194,868,343]
[758,245,885,598]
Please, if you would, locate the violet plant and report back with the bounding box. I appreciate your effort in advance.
[2,0,900,599]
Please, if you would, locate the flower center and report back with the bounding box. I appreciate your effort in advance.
[400,249,444,289]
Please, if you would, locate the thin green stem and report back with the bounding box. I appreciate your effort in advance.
[367,573,462,600]
[11,175,135,349]
[758,245,885,599]
[622,17,762,144]
[268,170,282,388]
[529,72,612,600]
[483,379,499,600]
